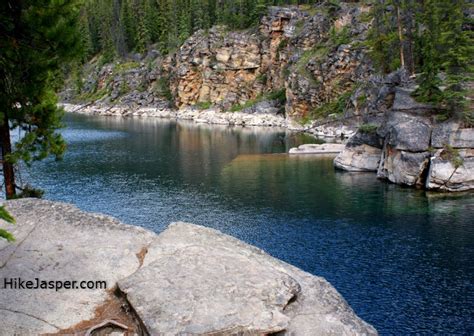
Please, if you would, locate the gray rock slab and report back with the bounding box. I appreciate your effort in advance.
[426,149,474,191]
[334,144,382,172]
[0,200,377,335]
[385,112,432,152]
[431,122,474,149]
[289,143,345,154]
[0,199,155,335]
[377,148,430,186]
[118,222,377,335]
[391,87,433,112]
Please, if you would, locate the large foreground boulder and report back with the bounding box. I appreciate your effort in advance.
[0,199,376,335]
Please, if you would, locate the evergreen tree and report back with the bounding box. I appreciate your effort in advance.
[0,0,82,199]
[438,0,473,122]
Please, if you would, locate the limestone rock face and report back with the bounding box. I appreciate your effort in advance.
[334,144,382,172]
[284,4,373,120]
[170,7,304,110]
[335,82,474,191]
[0,199,377,335]
[426,149,474,191]
[334,131,383,172]
[377,149,430,186]
[382,112,432,152]
[431,122,474,149]
[172,27,263,109]
[119,222,378,336]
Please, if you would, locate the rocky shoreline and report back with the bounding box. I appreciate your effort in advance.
[61,103,357,139]
[0,199,377,335]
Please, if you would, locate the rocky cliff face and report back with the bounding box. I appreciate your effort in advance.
[66,3,375,122]
[167,7,304,110]
[334,72,474,192]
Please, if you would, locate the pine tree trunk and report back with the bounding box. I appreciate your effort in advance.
[0,113,16,199]
[396,5,405,69]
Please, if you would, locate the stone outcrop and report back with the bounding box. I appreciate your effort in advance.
[0,198,377,335]
[425,148,474,192]
[334,131,383,172]
[284,3,373,120]
[289,143,345,154]
[334,78,474,192]
[0,199,155,335]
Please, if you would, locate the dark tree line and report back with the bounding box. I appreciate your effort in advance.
[79,0,319,59]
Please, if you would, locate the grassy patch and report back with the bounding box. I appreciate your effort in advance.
[114,61,140,74]
[356,93,367,106]
[229,89,287,112]
[311,90,352,119]
[194,101,212,110]
[358,123,378,134]
[76,86,109,102]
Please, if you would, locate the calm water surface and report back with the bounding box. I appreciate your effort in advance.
[24,113,474,335]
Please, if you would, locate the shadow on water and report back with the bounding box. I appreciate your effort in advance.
[21,113,474,335]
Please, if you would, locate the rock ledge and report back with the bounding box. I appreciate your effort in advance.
[0,199,377,335]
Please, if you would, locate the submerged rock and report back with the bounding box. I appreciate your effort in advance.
[289,143,345,154]
[0,199,377,335]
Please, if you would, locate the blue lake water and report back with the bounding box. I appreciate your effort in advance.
[23,113,474,335]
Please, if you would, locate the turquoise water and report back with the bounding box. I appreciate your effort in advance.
[24,113,474,335]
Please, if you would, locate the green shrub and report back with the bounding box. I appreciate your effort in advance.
[329,26,350,47]
[114,61,140,73]
[195,101,212,110]
[256,73,267,84]
[0,206,15,242]
[441,144,463,168]
[118,81,130,96]
[15,185,44,199]
[266,89,287,104]
[156,76,173,102]
[358,123,378,134]
[311,90,352,119]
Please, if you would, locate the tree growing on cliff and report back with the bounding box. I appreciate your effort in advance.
[0,0,81,199]
[368,0,472,123]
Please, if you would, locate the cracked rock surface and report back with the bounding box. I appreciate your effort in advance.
[0,199,155,335]
[119,223,377,335]
[0,199,377,335]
